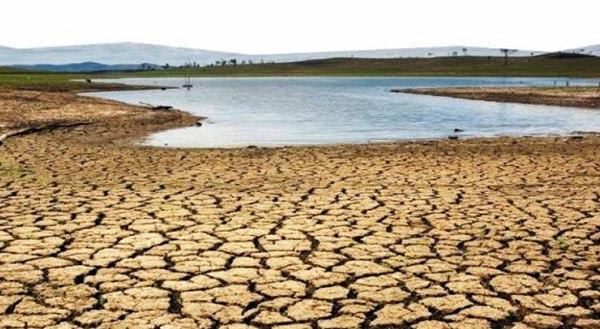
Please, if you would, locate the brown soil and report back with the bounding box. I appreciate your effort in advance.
[396,87,600,109]
[0,89,599,329]
[0,88,199,145]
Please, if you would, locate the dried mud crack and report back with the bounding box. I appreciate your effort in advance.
[0,89,599,329]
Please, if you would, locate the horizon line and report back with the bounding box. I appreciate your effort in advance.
[2,41,597,55]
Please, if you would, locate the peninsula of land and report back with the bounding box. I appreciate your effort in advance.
[396,86,600,109]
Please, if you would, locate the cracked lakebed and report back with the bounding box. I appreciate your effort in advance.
[0,88,599,329]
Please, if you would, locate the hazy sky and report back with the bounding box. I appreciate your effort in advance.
[2,0,598,53]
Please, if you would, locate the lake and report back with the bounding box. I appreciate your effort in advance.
[89,77,600,147]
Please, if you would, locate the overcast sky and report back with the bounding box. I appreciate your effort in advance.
[2,0,598,53]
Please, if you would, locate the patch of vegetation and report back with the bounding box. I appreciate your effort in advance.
[1,55,599,92]
[0,66,32,74]
[0,71,88,91]
[118,55,600,78]
[0,71,155,92]
[556,237,570,251]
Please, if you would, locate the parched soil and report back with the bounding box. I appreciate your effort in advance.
[396,87,600,109]
[0,89,599,329]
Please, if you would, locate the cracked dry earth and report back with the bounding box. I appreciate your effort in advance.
[1,133,600,329]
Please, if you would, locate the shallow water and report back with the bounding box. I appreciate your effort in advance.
[89,77,600,148]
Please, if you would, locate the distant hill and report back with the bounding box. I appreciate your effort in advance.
[0,42,240,66]
[126,55,600,78]
[538,52,597,59]
[563,44,600,57]
[3,55,600,81]
[12,62,161,72]
[0,42,544,68]
[0,65,34,73]
[255,46,545,63]
[0,42,597,72]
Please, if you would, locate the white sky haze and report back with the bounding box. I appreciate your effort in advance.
[1,0,598,53]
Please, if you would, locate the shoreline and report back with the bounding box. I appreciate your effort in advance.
[89,82,600,149]
[0,86,201,147]
[4,79,600,150]
[395,86,600,109]
[139,132,594,150]
[3,84,600,150]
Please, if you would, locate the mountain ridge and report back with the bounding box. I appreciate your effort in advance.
[564,44,600,56]
[11,61,162,72]
[1,42,598,72]
[0,42,240,66]
[0,42,545,65]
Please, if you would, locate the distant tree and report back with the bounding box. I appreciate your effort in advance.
[427,52,434,57]
[462,48,468,56]
[248,60,253,65]
[230,59,237,66]
[452,51,458,57]
[500,49,509,63]
[500,48,518,65]
[220,60,226,67]
[162,63,170,69]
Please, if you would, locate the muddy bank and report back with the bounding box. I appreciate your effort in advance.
[395,86,600,109]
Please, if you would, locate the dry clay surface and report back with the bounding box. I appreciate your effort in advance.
[1,132,600,329]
